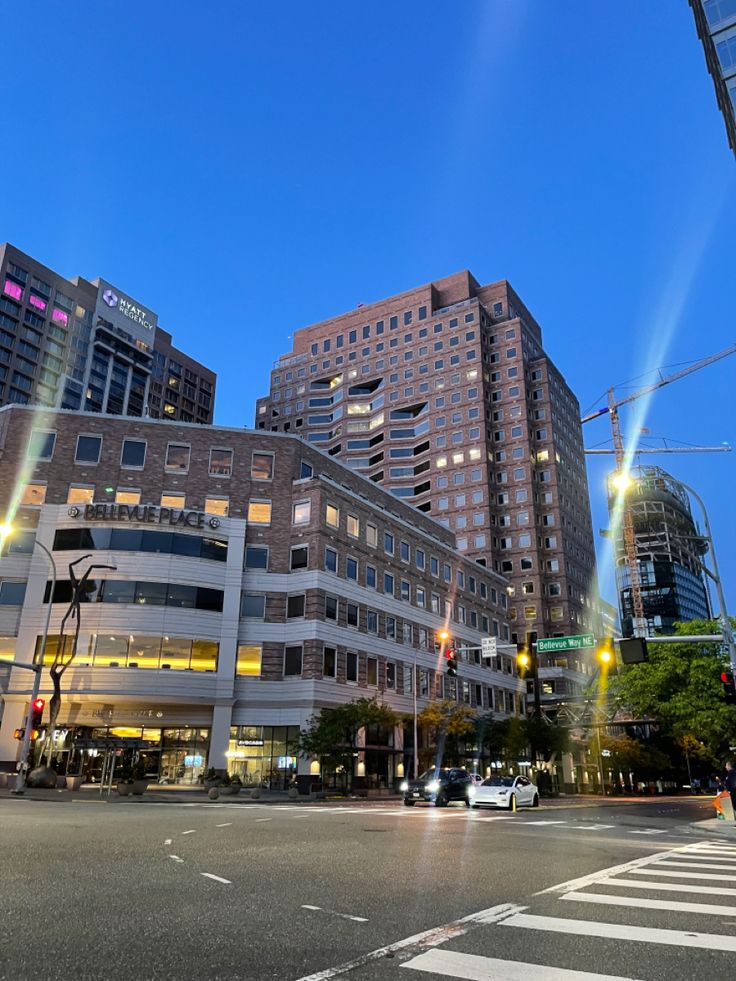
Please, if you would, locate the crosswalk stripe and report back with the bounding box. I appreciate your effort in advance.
[501,911,736,951]
[562,890,736,917]
[629,829,667,835]
[656,859,736,871]
[599,876,736,897]
[629,867,736,882]
[523,820,568,826]
[576,825,615,831]
[400,948,642,980]
[688,846,736,856]
[666,850,736,860]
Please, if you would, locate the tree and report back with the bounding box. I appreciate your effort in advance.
[416,699,476,768]
[299,697,398,791]
[612,619,736,764]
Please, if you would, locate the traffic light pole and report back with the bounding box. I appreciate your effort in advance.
[12,539,56,796]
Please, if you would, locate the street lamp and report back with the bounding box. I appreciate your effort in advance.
[0,523,57,794]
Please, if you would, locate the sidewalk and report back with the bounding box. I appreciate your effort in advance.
[690,818,736,838]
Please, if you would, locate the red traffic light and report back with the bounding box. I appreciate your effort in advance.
[445,649,455,660]
[722,672,732,684]
[32,698,45,712]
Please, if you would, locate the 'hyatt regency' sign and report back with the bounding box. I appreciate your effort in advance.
[68,503,220,530]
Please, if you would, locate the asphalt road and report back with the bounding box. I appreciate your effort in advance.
[0,795,727,981]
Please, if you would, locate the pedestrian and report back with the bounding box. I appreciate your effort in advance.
[724,762,736,822]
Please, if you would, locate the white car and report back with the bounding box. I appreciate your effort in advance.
[470,775,539,810]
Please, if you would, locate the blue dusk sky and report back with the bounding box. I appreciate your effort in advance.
[2,1,734,609]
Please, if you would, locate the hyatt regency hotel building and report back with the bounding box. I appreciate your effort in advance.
[0,406,523,787]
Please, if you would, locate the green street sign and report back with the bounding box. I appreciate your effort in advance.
[537,633,596,653]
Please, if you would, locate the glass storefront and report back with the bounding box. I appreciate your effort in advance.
[226,725,300,788]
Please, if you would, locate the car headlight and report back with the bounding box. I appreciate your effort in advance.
[427,780,440,792]
[468,786,476,796]
[399,781,409,792]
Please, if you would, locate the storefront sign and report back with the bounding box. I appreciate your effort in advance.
[237,738,264,747]
[68,503,219,530]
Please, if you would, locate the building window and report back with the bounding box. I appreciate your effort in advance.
[366,523,377,547]
[367,610,378,633]
[205,498,229,517]
[248,500,272,525]
[400,540,410,562]
[347,602,359,627]
[325,547,338,573]
[75,435,102,464]
[161,493,186,508]
[121,439,146,469]
[290,545,309,571]
[116,489,141,505]
[251,452,274,480]
[384,531,394,555]
[28,430,55,461]
[245,545,268,569]
[20,483,46,506]
[347,514,359,538]
[293,500,311,525]
[209,448,233,477]
[366,564,376,588]
[286,594,305,619]
[385,616,396,640]
[346,651,359,683]
[322,646,337,678]
[346,557,358,581]
[236,644,262,677]
[367,656,378,686]
[241,594,266,618]
[400,580,410,602]
[0,581,26,605]
[284,645,303,676]
[165,443,190,472]
[325,594,338,620]
[67,485,94,504]
[384,572,394,596]
[326,504,340,528]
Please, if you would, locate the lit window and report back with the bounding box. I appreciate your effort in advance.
[293,500,311,525]
[251,452,274,480]
[347,514,359,538]
[236,644,262,676]
[161,494,186,508]
[326,504,340,528]
[116,489,141,505]
[21,483,46,506]
[452,452,464,465]
[209,448,233,477]
[121,439,146,469]
[247,501,272,524]
[163,403,177,416]
[537,449,549,462]
[165,444,190,472]
[366,523,377,547]
[67,486,94,504]
[205,498,229,516]
[436,456,448,468]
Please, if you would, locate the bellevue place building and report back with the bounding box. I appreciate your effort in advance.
[609,466,711,637]
[0,405,525,788]
[0,244,216,424]
[688,0,736,157]
[256,271,601,702]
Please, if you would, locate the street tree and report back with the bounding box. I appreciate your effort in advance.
[416,699,475,768]
[299,697,398,791]
[612,619,736,764]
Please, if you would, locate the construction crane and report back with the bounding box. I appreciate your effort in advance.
[585,445,731,455]
[581,342,736,637]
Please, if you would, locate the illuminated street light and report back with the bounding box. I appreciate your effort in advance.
[437,629,450,642]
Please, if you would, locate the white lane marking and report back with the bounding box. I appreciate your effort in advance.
[501,912,736,951]
[668,850,736,861]
[522,820,568,826]
[629,829,667,835]
[401,948,642,981]
[168,855,184,863]
[689,846,736,855]
[255,818,272,823]
[291,903,525,981]
[300,904,368,923]
[576,824,615,831]
[215,822,232,828]
[562,890,736,917]
[181,829,197,835]
[474,815,518,821]
[200,872,231,884]
[600,877,736,897]
[164,838,172,845]
[629,867,736,882]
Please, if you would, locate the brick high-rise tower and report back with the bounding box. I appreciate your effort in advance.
[256,271,600,693]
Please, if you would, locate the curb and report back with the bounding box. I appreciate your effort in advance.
[690,819,736,839]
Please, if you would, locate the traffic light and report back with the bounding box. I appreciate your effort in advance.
[516,642,531,673]
[721,670,736,705]
[596,639,615,670]
[619,638,648,665]
[31,698,44,730]
[445,648,458,677]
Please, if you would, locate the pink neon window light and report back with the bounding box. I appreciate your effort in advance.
[3,280,22,301]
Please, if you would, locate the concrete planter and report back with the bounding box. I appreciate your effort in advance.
[56,775,67,789]
[131,780,148,796]
[117,782,133,796]
[66,775,82,791]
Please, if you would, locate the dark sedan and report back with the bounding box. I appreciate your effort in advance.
[400,767,473,807]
